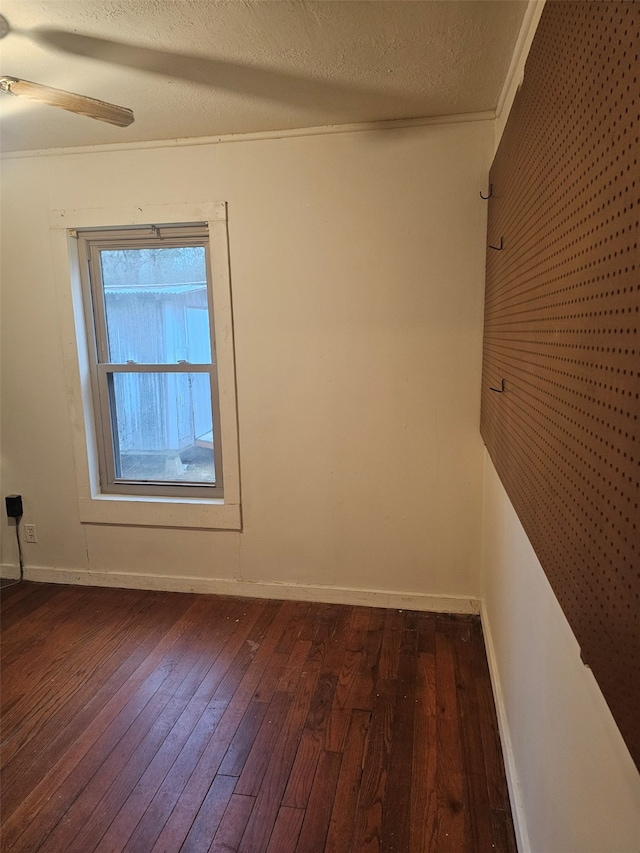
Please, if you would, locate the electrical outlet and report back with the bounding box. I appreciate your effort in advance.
[24,524,37,543]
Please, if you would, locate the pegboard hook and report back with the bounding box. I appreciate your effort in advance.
[480,183,493,200]
[489,379,505,393]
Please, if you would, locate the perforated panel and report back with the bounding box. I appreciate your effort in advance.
[481,0,640,768]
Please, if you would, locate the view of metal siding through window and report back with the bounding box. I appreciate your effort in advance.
[100,247,215,484]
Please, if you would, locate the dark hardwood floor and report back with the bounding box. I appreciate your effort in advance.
[0,582,516,852]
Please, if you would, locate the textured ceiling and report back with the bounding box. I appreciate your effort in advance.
[0,0,528,153]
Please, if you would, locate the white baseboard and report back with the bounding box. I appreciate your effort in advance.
[480,601,530,853]
[0,563,20,580]
[1,563,481,614]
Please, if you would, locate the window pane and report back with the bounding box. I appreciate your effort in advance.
[99,247,212,364]
[109,372,215,484]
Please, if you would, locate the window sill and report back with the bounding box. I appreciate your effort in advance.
[78,495,241,530]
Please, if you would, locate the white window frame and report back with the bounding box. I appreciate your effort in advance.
[78,224,224,499]
[50,202,241,530]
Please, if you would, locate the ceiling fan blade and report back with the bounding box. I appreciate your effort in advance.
[0,77,134,127]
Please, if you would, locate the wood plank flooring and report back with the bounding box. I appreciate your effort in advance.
[0,582,517,852]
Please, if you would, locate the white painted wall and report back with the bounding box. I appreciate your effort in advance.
[0,118,492,607]
[480,3,640,849]
[482,456,640,851]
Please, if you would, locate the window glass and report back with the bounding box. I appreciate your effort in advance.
[99,246,212,364]
[109,371,215,484]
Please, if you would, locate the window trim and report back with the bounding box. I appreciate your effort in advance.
[50,202,241,530]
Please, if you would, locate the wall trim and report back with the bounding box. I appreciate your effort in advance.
[0,563,20,580]
[480,600,530,853]
[495,0,546,126]
[1,110,495,160]
[0,563,480,614]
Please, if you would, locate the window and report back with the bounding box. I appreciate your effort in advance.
[78,224,223,499]
[50,201,240,530]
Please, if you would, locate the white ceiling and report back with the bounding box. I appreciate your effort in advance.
[0,0,527,153]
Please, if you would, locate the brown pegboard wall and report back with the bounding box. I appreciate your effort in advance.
[481,0,640,767]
